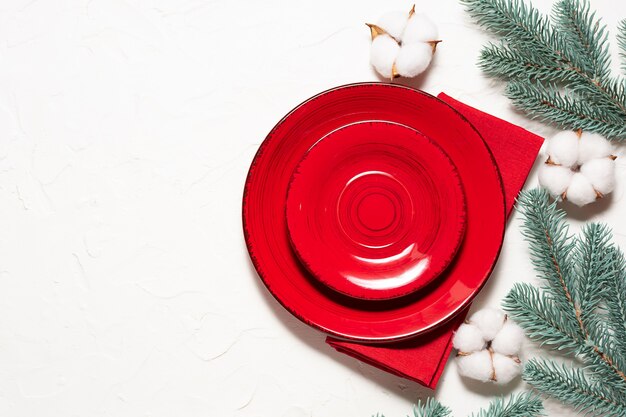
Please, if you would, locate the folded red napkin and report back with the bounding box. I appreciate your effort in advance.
[326,93,544,389]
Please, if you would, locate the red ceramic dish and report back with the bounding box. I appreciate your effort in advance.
[242,83,505,342]
[286,121,466,300]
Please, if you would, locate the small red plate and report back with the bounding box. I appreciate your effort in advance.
[286,121,466,300]
[242,83,505,342]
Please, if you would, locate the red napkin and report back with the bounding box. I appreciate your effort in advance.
[326,93,544,389]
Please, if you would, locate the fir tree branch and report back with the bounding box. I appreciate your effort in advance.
[550,0,626,117]
[469,392,544,417]
[463,0,626,140]
[505,81,626,139]
[571,225,626,390]
[514,189,626,387]
[413,398,452,417]
[461,0,572,64]
[582,344,626,397]
[524,359,626,416]
[573,223,613,321]
[375,394,543,417]
[504,283,583,352]
[552,0,611,81]
[464,0,624,108]
[480,43,579,82]
[505,284,626,394]
[514,189,583,336]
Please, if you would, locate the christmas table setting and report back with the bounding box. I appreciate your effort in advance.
[0,0,625,416]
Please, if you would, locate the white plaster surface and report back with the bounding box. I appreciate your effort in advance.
[0,0,625,415]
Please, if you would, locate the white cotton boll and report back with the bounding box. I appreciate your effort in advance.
[468,308,505,341]
[547,131,579,167]
[456,350,493,382]
[370,34,400,79]
[394,43,432,77]
[539,164,574,197]
[577,133,613,164]
[580,158,615,195]
[566,172,597,206]
[491,321,525,356]
[402,13,439,44]
[377,11,408,40]
[491,353,521,384]
[453,323,486,353]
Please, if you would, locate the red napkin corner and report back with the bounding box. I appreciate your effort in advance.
[326,93,544,390]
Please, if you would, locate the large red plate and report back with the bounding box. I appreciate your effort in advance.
[242,83,505,342]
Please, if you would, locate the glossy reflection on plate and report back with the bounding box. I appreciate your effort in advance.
[286,121,467,300]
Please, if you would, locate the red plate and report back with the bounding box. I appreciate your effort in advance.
[286,121,466,300]
[242,83,505,342]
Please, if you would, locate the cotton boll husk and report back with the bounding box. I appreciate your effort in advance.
[377,11,408,40]
[457,350,493,382]
[580,158,615,194]
[402,13,439,44]
[453,323,486,353]
[567,172,598,206]
[547,131,579,167]
[394,43,432,77]
[491,321,525,356]
[539,164,573,197]
[370,35,400,78]
[468,308,505,341]
[491,353,521,384]
[578,132,613,164]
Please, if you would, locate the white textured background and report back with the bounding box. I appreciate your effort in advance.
[0,0,625,416]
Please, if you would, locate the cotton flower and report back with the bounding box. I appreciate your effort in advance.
[367,5,440,80]
[452,308,524,384]
[539,130,617,207]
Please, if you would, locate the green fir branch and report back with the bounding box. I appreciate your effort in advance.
[582,344,626,398]
[374,394,543,417]
[552,0,611,80]
[463,0,626,140]
[514,190,626,390]
[512,189,582,335]
[524,359,626,416]
[461,0,572,64]
[480,43,578,82]
[469,392,544,417]
[413,398,452,417]
[573,223,614,319]
[549,0,626,116]
[504,283,583,352]
[505,81,626,139]
[505,189,626,414]
[571,225,626,389]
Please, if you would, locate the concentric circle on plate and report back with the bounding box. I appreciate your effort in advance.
[286,121,466,300]
[242,83,505,342]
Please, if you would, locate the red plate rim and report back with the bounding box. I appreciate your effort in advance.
[242,82,506,343]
